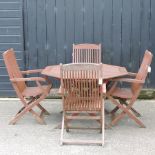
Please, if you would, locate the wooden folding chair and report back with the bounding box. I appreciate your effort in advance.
[3,49,52,125]
[60,63,105,146]
[59,43,102,93]
[106,50,153,128]
[72,43,101,63]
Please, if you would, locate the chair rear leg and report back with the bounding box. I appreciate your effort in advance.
[60,112,65,145]
[60,116,104,145]
[37,104,50,115]
[9,116,19,125]
[100,111,102,133]
[119,99,141,117]
[9,106,29,125]
[108,95,145,128]
[29,109,46,124]
[110,106,119,114]
[64,112,69,132]
[109,99,125,115]
[101,102,104,146]
[123,102,141,117]
[111,111,145,128]
[9,94,47,125]
[9,108,46,125]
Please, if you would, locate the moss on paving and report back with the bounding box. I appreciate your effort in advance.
[2,89,155,100]
[47,88,155,100]
[138,89,155,99]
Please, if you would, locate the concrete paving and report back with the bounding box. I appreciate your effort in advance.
[0,99,155,155]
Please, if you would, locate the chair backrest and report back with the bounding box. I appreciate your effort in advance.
[60,63,103,111]
[131,50,153,94]
[3,49,26,93]
[72,43,101,63]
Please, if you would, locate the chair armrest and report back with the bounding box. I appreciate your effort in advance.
[21,69,43,74]
[128,72,137,77]
[110,78,145,84]
[10,77,46,82]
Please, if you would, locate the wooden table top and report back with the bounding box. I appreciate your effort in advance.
[42,64,128,79]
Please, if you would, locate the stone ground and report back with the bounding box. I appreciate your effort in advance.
[0,99,155,155]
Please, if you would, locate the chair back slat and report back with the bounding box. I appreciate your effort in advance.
[73,44,101,63]
[131,50,153,94]
[3,49,26,92]
[61,63,102,111]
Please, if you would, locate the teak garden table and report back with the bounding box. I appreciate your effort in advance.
[41,64,128,79]
[41,63,128,130]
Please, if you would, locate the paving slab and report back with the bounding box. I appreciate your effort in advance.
[0,99,155,155]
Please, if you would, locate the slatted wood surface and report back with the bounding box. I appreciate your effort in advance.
[72,44,101,63]
[42,63,128,80]
[61,63,103,111]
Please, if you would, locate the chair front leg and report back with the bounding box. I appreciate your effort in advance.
[107,95,145,128]
[37,104,50,115]
[9,94,47,125]
[120,99,141,117]
[64,112,69,132]
[29,109,46,124]
[60,112,65,145]
[117,97,141,121]
[108,98,126,115]
[110,106,119,114]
